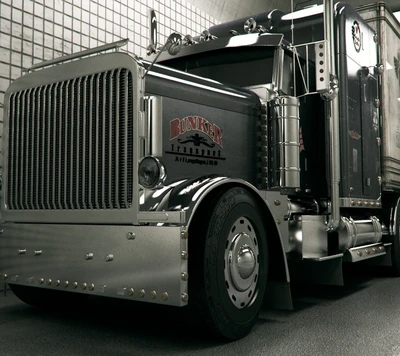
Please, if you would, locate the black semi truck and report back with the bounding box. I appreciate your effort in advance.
[1,0,400,340]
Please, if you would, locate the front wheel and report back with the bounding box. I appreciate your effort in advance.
[189,187,268,340]
[389,197,400,275]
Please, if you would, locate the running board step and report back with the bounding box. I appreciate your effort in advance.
[343,243,387,263]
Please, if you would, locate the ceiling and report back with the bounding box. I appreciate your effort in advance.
[186,0,400,24]
[293,0,399,12]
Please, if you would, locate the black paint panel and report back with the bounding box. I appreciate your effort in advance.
[161,97,259,186]
[145,64,261,187]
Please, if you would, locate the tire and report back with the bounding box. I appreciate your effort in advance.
[189,187,268,340]
[9,284,88,309]
[390,198,400,275]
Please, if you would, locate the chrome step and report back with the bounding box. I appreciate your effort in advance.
[343,242,388,263]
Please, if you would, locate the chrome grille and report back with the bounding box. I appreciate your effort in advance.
[7,69,134,210]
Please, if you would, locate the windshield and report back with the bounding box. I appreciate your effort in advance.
[159,46,276,87]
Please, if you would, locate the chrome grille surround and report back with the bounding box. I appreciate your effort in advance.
[3,52,141,224]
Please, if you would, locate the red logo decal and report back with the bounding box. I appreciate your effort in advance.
[169,116,223,148]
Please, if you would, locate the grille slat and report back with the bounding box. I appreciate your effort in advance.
[122,70,129,209]
[108,70,114,209]
[101,72,107,209]
[7,69,134,211]
[115,69,121,209]
[20,90,27,209]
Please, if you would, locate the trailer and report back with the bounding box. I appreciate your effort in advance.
[1,0,400,340]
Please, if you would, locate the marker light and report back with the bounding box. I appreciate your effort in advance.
[138,156,167,189]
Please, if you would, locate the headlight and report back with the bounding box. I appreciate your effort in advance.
[138,156,167,189]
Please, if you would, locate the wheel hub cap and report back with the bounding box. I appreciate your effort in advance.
[236,245,256,279]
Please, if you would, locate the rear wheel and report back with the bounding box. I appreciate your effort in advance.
[189,187,268,340]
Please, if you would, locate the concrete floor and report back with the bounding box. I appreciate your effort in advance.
[1,265,400,356]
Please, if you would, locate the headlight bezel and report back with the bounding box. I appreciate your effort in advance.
[138,156,167,189]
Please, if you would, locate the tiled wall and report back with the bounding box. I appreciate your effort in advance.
[0,0,219,162]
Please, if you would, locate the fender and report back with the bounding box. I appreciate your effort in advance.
[142,175,292,300]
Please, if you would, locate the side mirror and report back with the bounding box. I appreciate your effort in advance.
[146,9,158,55]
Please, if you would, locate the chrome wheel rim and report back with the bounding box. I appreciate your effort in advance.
[224,217,259,309]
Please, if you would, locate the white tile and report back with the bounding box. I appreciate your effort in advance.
[11,37,22,52]
[0,34,11,49]
[24,0,34,13]
[0,19,11,34]
[12,0,23,10]
[11,65,21,80]
[11,52,21,66]
[34,3,44,17]
[11,23,22,37]
[25,13,34,28]
[11,8,22,23]
[0,49,10,64]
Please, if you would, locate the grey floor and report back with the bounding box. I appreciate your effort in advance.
[1,265,400,356]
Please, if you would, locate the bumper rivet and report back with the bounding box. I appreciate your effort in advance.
[181,251,189,260]
[55,280,61,286]
[181,230,188,239]
[150,291,157,300]
[161,292,168,301]
[181,293,189,303]
[72,282,78,289]
[105,254,114,262]
[139,289,145,298]
[85,253,94,260]
[1,274,8,280]
[46,279,52,285]
[181,272,189,281]
[81,283,87,290]
[88,284,95,291]
[64,281,69,288]
[126,232,136,240]
[38,278,44,284]
[127,288,134,296]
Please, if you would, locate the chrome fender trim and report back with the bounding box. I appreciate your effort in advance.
[151,175,290,284]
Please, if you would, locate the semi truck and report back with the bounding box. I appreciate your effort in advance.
[1,0,400,340]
